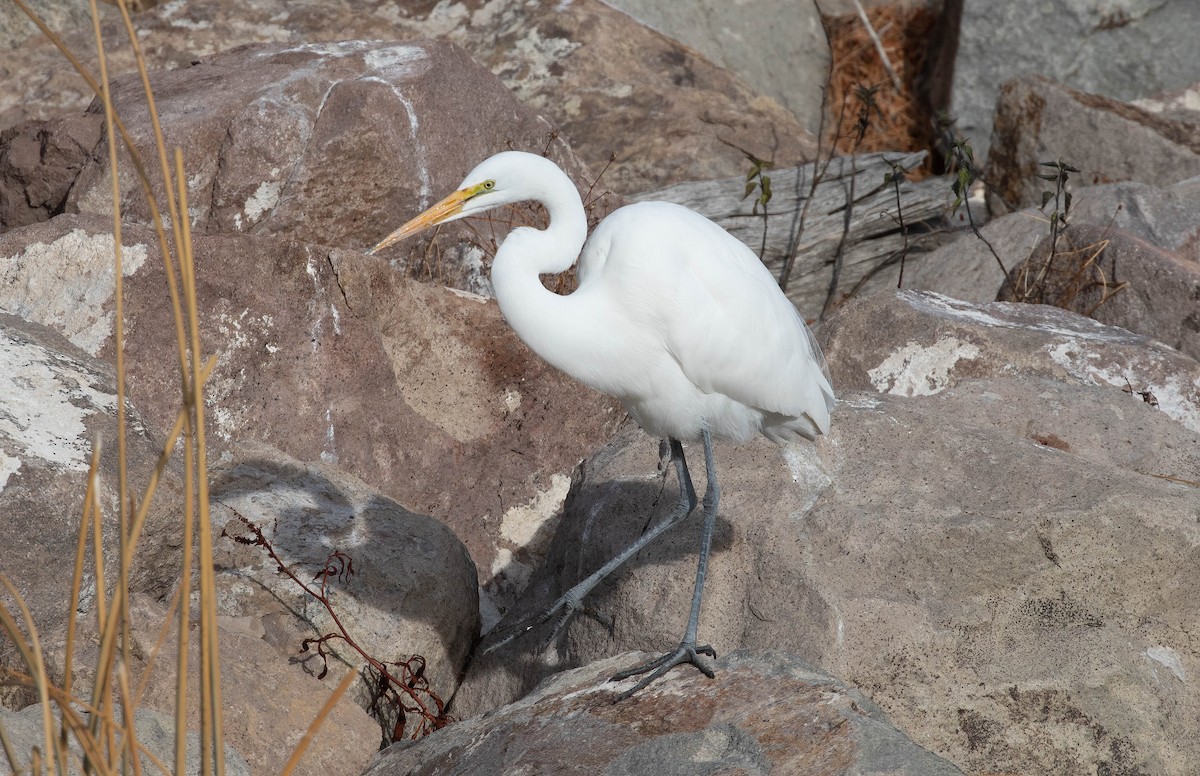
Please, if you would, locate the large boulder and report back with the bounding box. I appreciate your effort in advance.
[59,39,616,287]
[984,75,1200,211]
[997,222,1200,362]
[457,292,1200,774]
[0,313,182,708]
[0,0,815,194]
[600,0,830,134]
[0,214,622,620]
[902,175,1200,306]
[122,594,382,776]
[369,651,963,775]
[211,443,480,705]
[952,0,1200,161]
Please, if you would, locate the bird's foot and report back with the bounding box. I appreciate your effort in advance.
[609,641,717,701]
[481,589,586,655]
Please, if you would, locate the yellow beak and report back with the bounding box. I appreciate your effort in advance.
[367,188,472,255]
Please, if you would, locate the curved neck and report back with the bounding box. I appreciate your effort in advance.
[489,176,611,391]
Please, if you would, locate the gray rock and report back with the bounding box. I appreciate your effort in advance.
[0,704,250,776]
[953,0,1200,161]
[984,75,1200,211]
[371,651,962,775]
[211,442,480,704]
[902,176,1200,304]
[601,0,829,134]
[124,594,381,776]
[823,291,1200,432]
[457,292,1200,774]
[998,222,1200,361]
[0,313,181,708]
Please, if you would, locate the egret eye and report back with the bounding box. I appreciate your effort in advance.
[483,180,495,190]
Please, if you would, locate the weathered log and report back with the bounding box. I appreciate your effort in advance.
[634,151,953,316]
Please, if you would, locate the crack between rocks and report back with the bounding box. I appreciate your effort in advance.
[326,251,352,313]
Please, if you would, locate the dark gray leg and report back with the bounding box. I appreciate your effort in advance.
[483,438,698,653]
[610,427,720,700]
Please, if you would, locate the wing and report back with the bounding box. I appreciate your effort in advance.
[583,202,835,434]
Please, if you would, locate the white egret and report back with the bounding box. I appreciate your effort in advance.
[369,151,834,700]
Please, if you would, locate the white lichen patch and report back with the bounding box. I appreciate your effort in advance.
[905,291,1131,342]
[0,331,114,471]
[207,309,276,442]
[243,180,282,225]
[500,473,571,549]
[363,45,429,79]
[1145,645,1187,683]
[423,0,470,36]
[0,229,149,355]
[868,337,981,397]
[0,449,20,493]
[446,286,489,304]
[782,443,831,489]
[489,547,533,592]
[1046,341,1200,433]
[502,388,523,415]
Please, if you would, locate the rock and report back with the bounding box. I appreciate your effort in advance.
[1,0,816,194]
[0,112,102,231]
[823,291,1200,432]
[0,0,93,52]
[457,292,1200,774]
[0,313,182,708]
[0,703,251,776]
[601,0,830,134]
[124,594,381,776]
[998,223,1200,361]
[211,442,479,705]
[635,151,952,316]
[370,651,963,776]
[984,75,1200,210]
[901,175,1200,304]
[0,214,622,619]
[952,0,1200,161]
[62,39,617,285]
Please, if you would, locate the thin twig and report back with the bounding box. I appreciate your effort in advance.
[851,0,902,92]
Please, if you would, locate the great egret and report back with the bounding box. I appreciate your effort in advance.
[369,151,834,699]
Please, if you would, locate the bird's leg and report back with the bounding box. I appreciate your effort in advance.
[610,427,720,701]
[482,438,699,654]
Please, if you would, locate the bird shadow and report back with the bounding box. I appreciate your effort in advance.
[460,468,735,707]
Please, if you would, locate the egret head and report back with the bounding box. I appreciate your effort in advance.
[367,151,548,255]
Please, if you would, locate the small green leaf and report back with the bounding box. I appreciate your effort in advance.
[1041,190,1054,208]
[1064,191,1073,214]
[760,176,772,201]
[744,180,757,198]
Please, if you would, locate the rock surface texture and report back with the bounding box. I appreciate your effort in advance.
[953,0,1200,160]
[3,4,1200,776]
[0,0,815,194]
[0,214,621,619]
[368,652,964,776]
[458,293,1200,775]
[985,75,1200,211]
